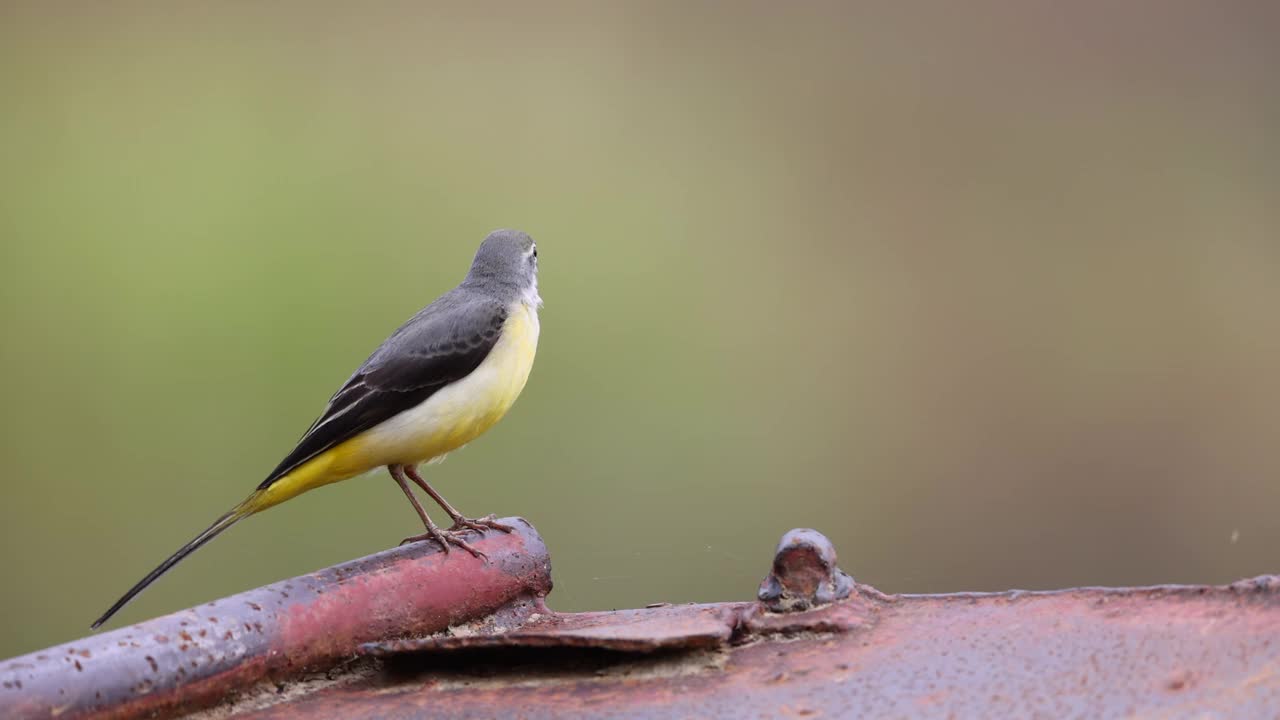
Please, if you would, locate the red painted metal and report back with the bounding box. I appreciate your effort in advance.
[6,524,1280,718]
[233,575,1280,719]
[367,603,746,654]
[0,519,550,720]
[360,528,872,657]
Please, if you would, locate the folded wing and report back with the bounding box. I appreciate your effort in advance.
[259,293,508,489]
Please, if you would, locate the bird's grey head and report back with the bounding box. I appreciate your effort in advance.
[464,229,541,306]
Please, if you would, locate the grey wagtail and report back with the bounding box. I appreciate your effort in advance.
[92,229,542,629]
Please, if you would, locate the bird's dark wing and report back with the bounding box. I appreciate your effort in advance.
[259,295,509,489]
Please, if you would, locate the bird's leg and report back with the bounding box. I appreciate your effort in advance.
[404,464,515,534]
[388,464,487,559]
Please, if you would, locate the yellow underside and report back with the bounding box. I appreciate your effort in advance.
[244,302,539,515]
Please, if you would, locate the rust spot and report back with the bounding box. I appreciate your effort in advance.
[758,529,853,613]
[366,604,743,655]
[0,521,554,719]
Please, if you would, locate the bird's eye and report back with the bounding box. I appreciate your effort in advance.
[531,247,538,259]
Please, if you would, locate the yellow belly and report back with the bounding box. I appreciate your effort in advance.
[249,301,539,513]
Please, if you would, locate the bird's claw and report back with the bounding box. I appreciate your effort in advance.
[399,526,488,560]
[449,514,515,534]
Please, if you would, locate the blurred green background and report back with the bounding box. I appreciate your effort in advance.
[1,2,1277,659]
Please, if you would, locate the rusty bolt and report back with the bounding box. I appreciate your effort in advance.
[757,528,854,613]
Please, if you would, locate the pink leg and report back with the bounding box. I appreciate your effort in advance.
[404,464,515,534]
[388,464,487,558]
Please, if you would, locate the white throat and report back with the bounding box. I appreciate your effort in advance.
[523,276,543,309]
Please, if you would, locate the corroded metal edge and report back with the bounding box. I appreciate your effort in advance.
[238,571,1280,720]
[0,518,550,720]
[9,525,1280,719]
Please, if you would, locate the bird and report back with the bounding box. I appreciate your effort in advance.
[91,229,542,629]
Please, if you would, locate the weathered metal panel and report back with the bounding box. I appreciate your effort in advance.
[231,530,1280,719]
[0,519,550,720]
[231,576,1280,719]
[7,524,1280,718]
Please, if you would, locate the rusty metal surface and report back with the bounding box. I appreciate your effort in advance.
[231,574,1280,719]
[757,527,854,612]
[8,525,1280,718]
[0,518,550,720]
[363,527,870,658]
[366,603,745,654]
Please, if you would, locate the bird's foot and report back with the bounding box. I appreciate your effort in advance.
[449,514,515,534]
[400,525,487,560]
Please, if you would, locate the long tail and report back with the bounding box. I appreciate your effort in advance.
[90,493,261,629]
